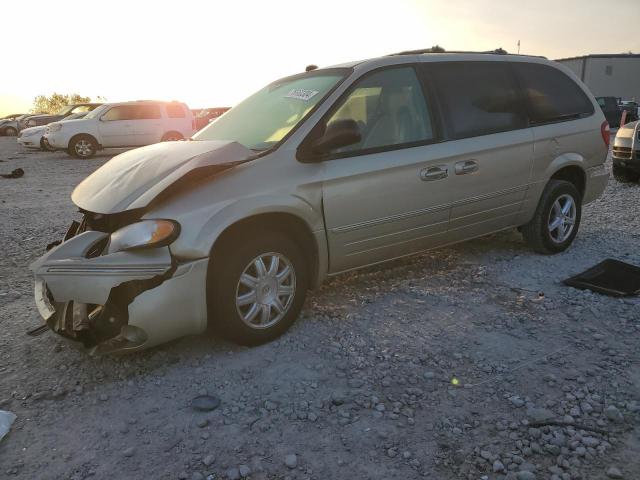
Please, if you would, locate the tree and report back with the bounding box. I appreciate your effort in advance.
[31,93,93,114]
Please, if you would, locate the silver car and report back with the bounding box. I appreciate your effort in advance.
[611,120,640,183]
[31,51,610,354]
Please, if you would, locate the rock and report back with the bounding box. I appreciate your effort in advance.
[516,471,536,480]
[284,453,298,469]
[348,379,364,388]
[605,405,623,423]
[606,466,623,479]
[526,407,554,423]
[238,465,251,478]
[98,394,108,401]
[493,460,505,473]
[191,395,221,412]
[202,455,215,467]
[192,473,205,480]
[423,372,435,380]
[509,396,525,408]
[123,447,135,457]
[226,467,240,480]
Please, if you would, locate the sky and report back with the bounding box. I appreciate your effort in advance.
[1,0,639,116]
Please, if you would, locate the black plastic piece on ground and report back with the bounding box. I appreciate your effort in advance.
[191,395,221,412]
[563,259,640,297]
[1,167,24,179]
[27,324,50,336]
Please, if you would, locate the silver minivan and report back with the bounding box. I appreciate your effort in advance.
[31,51,610,354]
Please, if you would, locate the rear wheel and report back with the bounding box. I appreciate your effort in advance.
[69,135,97,159]
[521,180,582,254]
[161,131,183,142]
[3,126,17,136]
[612,164,640,183]
[208,230,308,345]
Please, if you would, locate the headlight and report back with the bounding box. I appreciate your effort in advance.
[23,129,40,137]
[108,220,180,254]
[48,123,62,132]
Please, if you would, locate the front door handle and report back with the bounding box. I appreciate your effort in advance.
[455,160,479,175]
[419,165,448,181]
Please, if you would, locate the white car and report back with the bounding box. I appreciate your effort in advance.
[18,112,88,150]
[44,100,195,158]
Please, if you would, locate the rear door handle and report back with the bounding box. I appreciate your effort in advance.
[419,165,448,181]
[455,160,479,175]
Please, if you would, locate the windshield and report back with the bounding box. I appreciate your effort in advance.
[64,112,88,121]
[193,69,349,150]
[84,104,109,119]
[56,105,76,116]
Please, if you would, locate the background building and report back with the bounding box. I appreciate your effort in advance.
[556,54,640,101]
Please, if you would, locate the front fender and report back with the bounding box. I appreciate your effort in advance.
[167,192,324,257]
[159,191,329,287]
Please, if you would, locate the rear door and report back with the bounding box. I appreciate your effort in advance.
[318,65,453,272]
[424,61,533,239]
[132,104,163,145]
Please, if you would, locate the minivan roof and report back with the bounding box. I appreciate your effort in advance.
[326,51,555,71]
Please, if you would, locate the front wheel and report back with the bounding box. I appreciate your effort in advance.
[208,230,308,345]
[612,164,640,183]
[521,180,582,254]
[69,135,97,159]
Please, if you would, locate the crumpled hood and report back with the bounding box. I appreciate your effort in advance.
[72,140,254,214]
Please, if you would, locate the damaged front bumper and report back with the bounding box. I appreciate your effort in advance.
[31,230,209,354]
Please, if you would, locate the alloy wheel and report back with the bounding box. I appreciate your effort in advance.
[75,140,93,157]
[235,252,296,329]
[547,194,576,243]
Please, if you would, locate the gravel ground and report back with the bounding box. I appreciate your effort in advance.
[0,136,639,480]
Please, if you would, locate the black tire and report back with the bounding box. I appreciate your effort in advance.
[612,164,640,183]
[521,180,582,254]
[161,131,183,142]
[3,126,17,136]
[207,230,308,346]
[68,135,97,159]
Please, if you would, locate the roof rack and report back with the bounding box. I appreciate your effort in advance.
[390,47,546,59]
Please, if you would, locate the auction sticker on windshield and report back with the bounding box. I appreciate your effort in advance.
[284,89,319,101]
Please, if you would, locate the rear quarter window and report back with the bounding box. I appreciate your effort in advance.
[166,104,186,118]
[512,62,594,125]
[428,62,527,139]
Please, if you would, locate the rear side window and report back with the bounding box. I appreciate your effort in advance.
[166,104,186,118]
[428,62,526,139]
[135,104,161,119]
[512,63,594,124]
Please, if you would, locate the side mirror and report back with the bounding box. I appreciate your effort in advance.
[311,119,361,155]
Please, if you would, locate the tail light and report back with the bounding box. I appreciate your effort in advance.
[601,121,610,147]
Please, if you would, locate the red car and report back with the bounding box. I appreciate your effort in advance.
[193,107,230,130]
